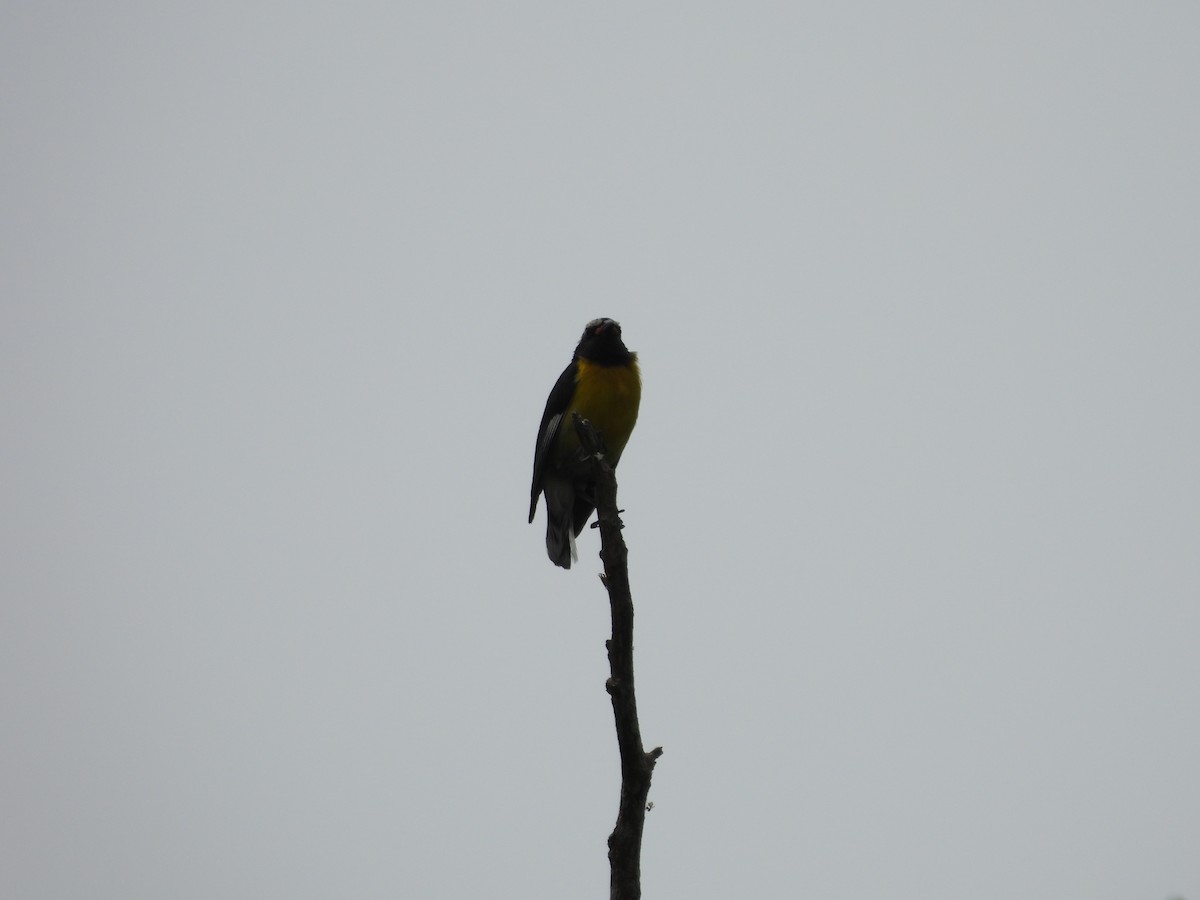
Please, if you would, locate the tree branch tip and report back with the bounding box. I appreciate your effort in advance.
[647,746,664,761]
[571,412,609,460]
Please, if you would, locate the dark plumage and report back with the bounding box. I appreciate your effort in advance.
[529,319,641,568]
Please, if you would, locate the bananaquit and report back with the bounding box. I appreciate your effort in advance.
[529,318,641,568]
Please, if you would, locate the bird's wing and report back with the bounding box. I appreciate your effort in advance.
[529,361,577,522]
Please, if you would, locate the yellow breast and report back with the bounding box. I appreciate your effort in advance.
[562,356,641,464]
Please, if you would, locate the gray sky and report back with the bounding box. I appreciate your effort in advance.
[3,3,1198,898]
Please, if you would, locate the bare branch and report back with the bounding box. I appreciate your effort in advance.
[573,414,662,900]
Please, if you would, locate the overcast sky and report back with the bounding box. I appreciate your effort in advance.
[2,3,1198,898]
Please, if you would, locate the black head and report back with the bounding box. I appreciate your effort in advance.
[575,318,633,365]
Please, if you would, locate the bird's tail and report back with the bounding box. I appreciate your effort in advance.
[544,477,579,569]
[545,519,578,569]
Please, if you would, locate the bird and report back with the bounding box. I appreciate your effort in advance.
[529,318,641,568]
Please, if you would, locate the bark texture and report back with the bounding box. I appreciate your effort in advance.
[573,414,662,900]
